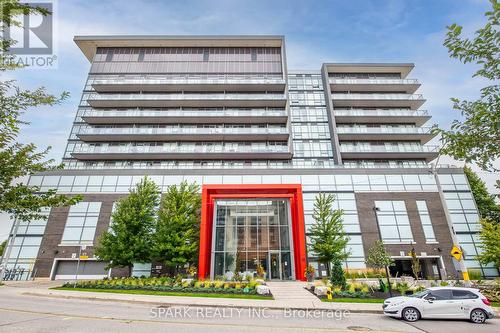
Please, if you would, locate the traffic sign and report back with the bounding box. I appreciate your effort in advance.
[450,245,463,261]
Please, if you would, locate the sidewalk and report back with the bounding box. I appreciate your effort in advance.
[1,280,382,313]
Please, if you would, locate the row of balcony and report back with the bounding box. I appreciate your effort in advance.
[87,93,287,108]
[76,126,290,142]
[331,93,425,109]
[336,126,434,143]
[89,76,419,93]
[71,144,292,160]
[329,78,420,93]
[81,109,288,124]
[91,76,286,92]
[333,109,430,125]
[339,145,438,161]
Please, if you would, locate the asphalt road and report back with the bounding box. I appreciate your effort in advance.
[0,288,498,333]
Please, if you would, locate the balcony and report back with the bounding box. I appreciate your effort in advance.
[329,78,420,93]
[87,93,287,108]
[333,109,430,126]
[336,126,435,143]
[340,145,439,161]
[77,126,290,142]
[91,76,286,92]
[332,93,425,109]
[81,109,288,124]
[71,144,292,160]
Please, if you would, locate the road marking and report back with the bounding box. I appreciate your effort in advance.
[0,307,409,333]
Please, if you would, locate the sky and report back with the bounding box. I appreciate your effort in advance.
[1,0,498,240]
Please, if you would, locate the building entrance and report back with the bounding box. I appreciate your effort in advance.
[211,199,294,280]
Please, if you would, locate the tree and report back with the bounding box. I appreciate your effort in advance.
[432,0,499,171]
[365,240,394,270]
[476,218,500,268]
[409,248,421,280]
[464,166,499,223]
[0,1,80,224]
[330,259,347,289]
[0,240,6,256]
[309,193,349,277]
[95,177,160,276]
[152,181,201,275]
[365,240,394,294]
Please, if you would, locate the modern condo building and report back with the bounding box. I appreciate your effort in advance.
[4,35,497,281]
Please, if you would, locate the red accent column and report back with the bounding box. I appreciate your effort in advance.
[198,186,210,280]
[197,184,307,281]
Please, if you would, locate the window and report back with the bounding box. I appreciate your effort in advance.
[416,201,437,243]
[61,202,101,245]
[375,200,414,243]
[427,289,452,300]
[452,290,478,299]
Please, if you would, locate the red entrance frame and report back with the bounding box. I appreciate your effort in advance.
[198,184,307,281]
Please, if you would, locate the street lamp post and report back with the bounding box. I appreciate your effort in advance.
[373,206,393,297]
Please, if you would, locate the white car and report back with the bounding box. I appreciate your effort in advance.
[383,287,495,324]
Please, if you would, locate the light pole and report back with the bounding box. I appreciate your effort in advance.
[373,206,393,297]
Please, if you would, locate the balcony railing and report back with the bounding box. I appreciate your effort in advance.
[82,109,288,119]
[337,127,432,135]
[340,145,439,153]
[88,93,287,102]
[79,126,289,136]
[72,144,290,155]
[329,78,419,85]
[332,93,424,100]
[92,76,286,86]
[333,109,429,117]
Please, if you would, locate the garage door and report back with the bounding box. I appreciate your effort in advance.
[53,260,109,280]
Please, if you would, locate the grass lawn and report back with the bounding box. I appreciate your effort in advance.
[52,287,273,300]
[321,297,384,304]
[492,302,500,307]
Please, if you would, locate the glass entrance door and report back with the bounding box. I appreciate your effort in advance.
[212,199,294,280]
[269,251,281,280]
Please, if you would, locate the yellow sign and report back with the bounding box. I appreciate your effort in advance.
[79,255,89,260]
[450,245,463,261]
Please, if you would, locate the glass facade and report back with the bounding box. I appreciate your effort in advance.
[212,200,293,280]
[61,202,102,245]
[375,200,414,244]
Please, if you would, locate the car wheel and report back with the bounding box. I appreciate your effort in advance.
[402,307,420,322]
[470,309,487,324]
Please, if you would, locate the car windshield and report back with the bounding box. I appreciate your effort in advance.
[409,289,429,298]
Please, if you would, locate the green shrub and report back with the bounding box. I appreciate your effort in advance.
[330,260,347,290]
[468,269,482,280]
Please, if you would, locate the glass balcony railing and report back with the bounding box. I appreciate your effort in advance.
[333,109,429,117]
[340,145,438,153]
[92,76,286,86]
[337,127,432,134]
[82,109,288,118]
[332,93,424,100]
[329,78,419,85]
[79,126,289,136]
[87,93,287,101]
[72,144,290,155]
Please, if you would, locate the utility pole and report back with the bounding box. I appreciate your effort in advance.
[373,206,393,297]
[0,217,20,283]
[431,161,471,287]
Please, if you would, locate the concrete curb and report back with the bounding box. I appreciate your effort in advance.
[22,291,384,314]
